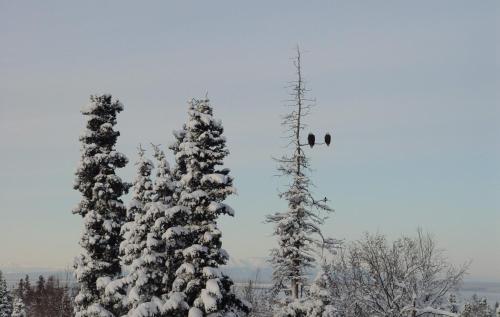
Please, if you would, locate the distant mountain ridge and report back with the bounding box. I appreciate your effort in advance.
[0,257,273,286]
[224,257,273,282]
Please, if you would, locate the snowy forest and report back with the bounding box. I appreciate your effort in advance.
[0,46,497,316]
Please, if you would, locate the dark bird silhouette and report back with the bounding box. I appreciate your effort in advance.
[308,133,315,148]
[324,133,331,146]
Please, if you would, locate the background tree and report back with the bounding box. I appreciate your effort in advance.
[124,145,177,316]
[266,47,333,302]
[11,297,27,317]
[73,94,129,317]
[143,145,176,292]
[16,276,33,314]
[0,270,12,317]
[33,275,46,317]
[14,279,24,302]
[118,146,156,313]
[59,284,75,317]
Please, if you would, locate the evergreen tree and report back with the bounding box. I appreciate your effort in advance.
[45,276,57,317]
[14,279,24,300]
[266,48,333,303]
[126,145,179,316]
[73,94,129,317]
[59,284,75,317]
[34,275,46,317]
[120,146,169,316]
[11,297,27,317]
[144,145,177,292]
[165,97,249,316]
[162,117,195,317]
[21,276,32,313]
[0,271,12,317]
[165,123,190,292]
[119,146,155,313]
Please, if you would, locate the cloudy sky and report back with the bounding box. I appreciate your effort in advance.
[0,1,498,280]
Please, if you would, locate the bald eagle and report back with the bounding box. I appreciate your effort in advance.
[325,133,331,146]
[308,133,315,148]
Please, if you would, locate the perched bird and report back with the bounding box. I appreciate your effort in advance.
[308,133,315,148]
[324,133,331,146]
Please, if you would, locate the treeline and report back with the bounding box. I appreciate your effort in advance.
[0,270,73,317]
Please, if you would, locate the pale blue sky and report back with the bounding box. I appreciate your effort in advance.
[0,1,498,280]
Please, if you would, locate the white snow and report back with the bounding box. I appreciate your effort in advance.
[202,267,221,279]
[188,307,204,317]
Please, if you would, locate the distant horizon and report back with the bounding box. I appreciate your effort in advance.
[1,262,500,285]
[1,255,499,284]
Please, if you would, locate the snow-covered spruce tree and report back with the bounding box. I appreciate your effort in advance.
[11,297,27,317]
[161,126,193,315]
[125,144,179,316]
[118,146,156,313]
[73,94,130,317]
[164,125,192,296]
[265,48,334,304]
[0,271,12,317]
[147,144,181,295]
[164,97,250,316]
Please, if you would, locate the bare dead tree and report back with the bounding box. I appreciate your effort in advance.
[266,46,334,303]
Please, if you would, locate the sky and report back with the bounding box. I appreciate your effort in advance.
[0,1,498,280]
